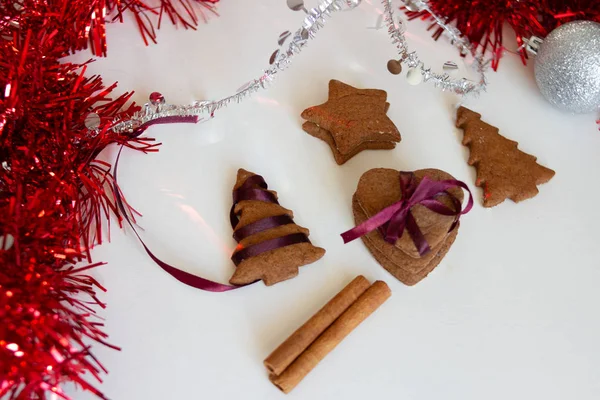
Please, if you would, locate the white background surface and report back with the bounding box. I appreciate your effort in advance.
[65,1,600,399]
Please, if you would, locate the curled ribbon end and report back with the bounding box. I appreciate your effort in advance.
[340,231,357,244]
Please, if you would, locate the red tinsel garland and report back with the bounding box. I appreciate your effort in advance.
[3,0,597,398]
[0,1,217,398]
[406,0,600,70]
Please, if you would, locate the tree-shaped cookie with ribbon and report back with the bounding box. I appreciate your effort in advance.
[456,107,555,207]
[341,168,473,286]
[229,169,325,286]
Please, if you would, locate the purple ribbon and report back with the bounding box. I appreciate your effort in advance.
[233,215,294,241]
[341,172,473,256]
[229,174,311,265]
[111,115,244,292]
[114,147,239,292]
[229,174,277,228]
[231,233,309,266]
[114,117,309,292]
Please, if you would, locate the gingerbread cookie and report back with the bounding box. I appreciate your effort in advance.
[230,169,325,286]
[301,80,401,165]
[456,107,555,207]
[343,168,471,286]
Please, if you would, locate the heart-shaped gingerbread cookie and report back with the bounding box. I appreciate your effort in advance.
[352,168,465,285]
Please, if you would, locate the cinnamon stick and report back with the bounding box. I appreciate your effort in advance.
[269,280,391,393]
[264,275,371,376]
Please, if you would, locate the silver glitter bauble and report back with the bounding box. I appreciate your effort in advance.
[534,21,600,114]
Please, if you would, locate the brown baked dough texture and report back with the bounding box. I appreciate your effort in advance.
[302,121,396,165]
[301,80,401,164]
[230,169,325,286]
[351,168,463,286]
[456,107,555,207]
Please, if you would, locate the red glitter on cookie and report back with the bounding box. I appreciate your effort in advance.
[483,182,491,201]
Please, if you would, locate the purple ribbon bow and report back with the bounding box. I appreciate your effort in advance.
[341,172,473,256]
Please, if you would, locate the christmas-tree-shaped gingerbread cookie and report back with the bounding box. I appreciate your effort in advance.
[229,169,325,286]
[456,107,555,207]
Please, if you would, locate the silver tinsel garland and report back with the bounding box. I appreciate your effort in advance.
[111,0,488,134]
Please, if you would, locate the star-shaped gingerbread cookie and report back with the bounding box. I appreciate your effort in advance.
[301,80,401,164]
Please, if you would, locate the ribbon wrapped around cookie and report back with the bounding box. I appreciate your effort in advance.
[114,160,324,291]
[229,169,325,286]
[341,172,473,256]
[228,173,311,267]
